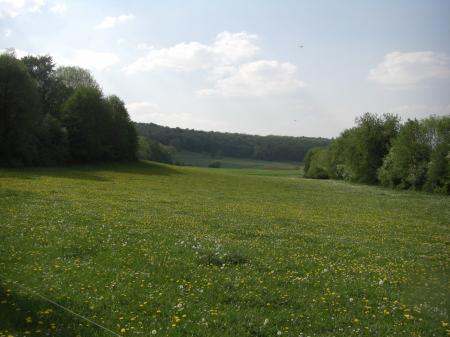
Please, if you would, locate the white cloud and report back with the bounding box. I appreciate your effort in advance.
[391,104,450,119]
[0,0,46,18]
[369,51,450,87]
[126,31,303,97]
[3,28,12,37]
[212,31,259,64]
[116,38,126,45]
[58,49,120,71]
[126,101,226,129]
[126,31,259,73]
[137,43,154,51]
[95,14,134,29]
[198,60,304,97]
[0,47,31,58]
[126,101,160,122]
[50,2,67,14]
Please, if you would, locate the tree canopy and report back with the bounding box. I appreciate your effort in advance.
[0,53,138,166]
[304,113,450,194]
[135,122,331,162]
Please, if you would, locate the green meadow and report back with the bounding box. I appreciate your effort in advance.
[172,151,300,170]
[0,162,448,337]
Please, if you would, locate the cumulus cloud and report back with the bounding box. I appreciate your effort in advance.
[198,60,304,97]
[126,31,303,97]
[50,2,67,14]
[95,14,134,29]
[126,101,161,122]
[126,101,226,129]
[126,31,259,73]
[0,47,31,58]
[58,49,120,71]
[0,0,46,18]
[369,51,450,87]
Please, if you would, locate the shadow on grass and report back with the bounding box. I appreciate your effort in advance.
[0,285,108,337]
[0,160,181,182]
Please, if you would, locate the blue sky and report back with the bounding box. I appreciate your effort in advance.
[1,0,449,137]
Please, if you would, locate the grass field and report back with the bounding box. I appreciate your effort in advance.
[172,151,300,170]
[0,161,449,337]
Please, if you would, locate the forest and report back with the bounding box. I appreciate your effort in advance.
[0,51,137,167]
[135,122,331,162]
[303,113,450,194]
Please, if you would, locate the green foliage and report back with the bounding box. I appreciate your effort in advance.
[54,66,100,91]
[62,86,112,162]
[303,148,330,179]
[378,116,450,193]
[37,114,69,165]
[0,163,448,336]
[105,95,138,161]
[137,136,172,163]
[378,119,430,189]
[135,122,330,162]
[0,54,42,166]
[208,161,222,168]
[333,113,400,184]
[305,113,448,194]
[423,116,450,193]
[0,53,138,166]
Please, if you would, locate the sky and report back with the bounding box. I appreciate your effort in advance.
[1,0,449,138]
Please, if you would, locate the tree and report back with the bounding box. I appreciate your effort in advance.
[423,116,450,193]
[55,66,100,91]
[105,95,138,161]
[0,54,42,166]
[37,114,69,165]
[61,86,112,162]
[378,119,431,189]
[303,147,330,179]
[137,136,172,163]
[329,113,400,184]
[22,55,72,119]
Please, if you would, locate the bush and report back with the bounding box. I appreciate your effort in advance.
[208,161,221,168]
[137,136,172,164]
[303,148,330,179]
[377,117,448,191]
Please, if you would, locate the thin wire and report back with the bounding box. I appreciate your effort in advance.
[0,274,122,337]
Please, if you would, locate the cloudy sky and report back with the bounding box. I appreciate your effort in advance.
[1,0,449,137]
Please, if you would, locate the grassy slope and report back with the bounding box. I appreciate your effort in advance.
[172,151,300,169]
[0,162,448,337]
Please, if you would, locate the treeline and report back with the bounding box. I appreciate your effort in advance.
[304,113,450,194]
[0,51,137,167]
[135,122,331,162]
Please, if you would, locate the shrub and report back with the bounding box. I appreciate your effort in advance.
[208,161,221,168]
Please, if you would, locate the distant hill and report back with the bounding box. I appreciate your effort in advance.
[134,122,331,162]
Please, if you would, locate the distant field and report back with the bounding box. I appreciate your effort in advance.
[172,151,301,170]
[0,162,449,337]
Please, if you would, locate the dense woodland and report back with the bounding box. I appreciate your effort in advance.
[0,51,137,166]
[304,113,450,194]
[135,122,331,162]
